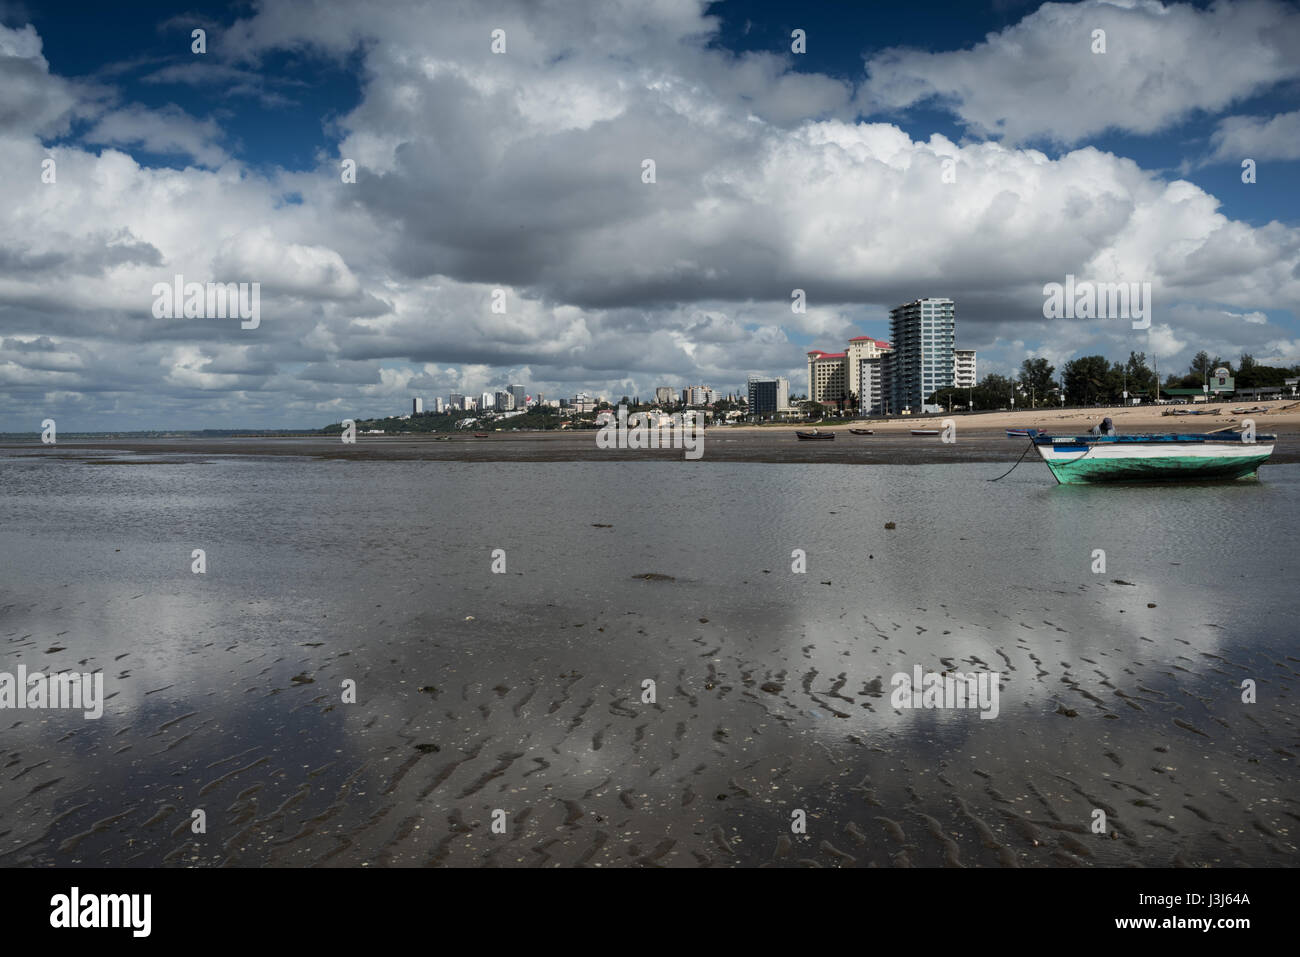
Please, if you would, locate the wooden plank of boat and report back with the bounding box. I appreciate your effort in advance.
[848,428,874,435]
[796,430,835,440]
[910,429,940,436]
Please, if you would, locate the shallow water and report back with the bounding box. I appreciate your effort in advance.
[1,449,1296,866]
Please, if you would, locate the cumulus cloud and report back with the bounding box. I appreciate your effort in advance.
[859,0,1300,145]
[80,102,231,167]
[1204,109,1300,165]
[0,0,1298,430]
[0,22,82,135]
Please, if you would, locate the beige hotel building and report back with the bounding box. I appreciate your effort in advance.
[806,336,892,406]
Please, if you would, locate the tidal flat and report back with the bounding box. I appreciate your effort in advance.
[0,445,1296,866]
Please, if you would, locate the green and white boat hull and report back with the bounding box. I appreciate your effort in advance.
[1031,432,1275,485]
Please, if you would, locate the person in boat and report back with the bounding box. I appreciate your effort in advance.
[1089,416,1114,437]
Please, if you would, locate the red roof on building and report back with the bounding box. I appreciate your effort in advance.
[809,351,846,359]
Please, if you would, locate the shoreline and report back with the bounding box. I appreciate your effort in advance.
[729,397,1300,432]
[4,403,1298,465]
[3,401,1297,465]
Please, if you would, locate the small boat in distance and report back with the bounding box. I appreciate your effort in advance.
[1006,428,1031,438]
[910,429,940,436]
[796,429,835,441]
[1028,428,1275,484]
[473,432,489,438]
[849,428,874,435]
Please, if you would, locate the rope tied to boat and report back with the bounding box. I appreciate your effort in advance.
[988,440,1036,481]
[990,437,1095,481]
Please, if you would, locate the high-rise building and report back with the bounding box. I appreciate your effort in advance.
[682,386,715,406]
[880,351,896,414]
[954,349,977,389]
[888,298,955,414]
[857,357,887,415]
[448,393,465,410]
[654,387,675,407]
[495,390,513,411]
[508,384,526,409]
[806,349,848,406]
[434,397,445,414]
[480,392,495,409]
[747,376,790,419]
[845,337,890,400]
[412,397,423,415]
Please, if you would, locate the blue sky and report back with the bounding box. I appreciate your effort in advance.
[3,0,1300,428]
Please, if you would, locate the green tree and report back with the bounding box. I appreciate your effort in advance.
[1018,358,1056,406]
[1123,351,1156,398]
[1236,353,1257,388]
[1188,351,1224,384]
[1062,355,1113,405]
[981,373,1016,404]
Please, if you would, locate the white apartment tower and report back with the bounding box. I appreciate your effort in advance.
[888,298,955,414]
[954,349,977,389]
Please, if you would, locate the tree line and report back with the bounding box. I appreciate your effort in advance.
[930,351,1297,408]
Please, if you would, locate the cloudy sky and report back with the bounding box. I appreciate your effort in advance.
[3,0,1299,430]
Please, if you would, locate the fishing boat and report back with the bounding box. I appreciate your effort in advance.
[910,429,940,436]
[796,429,835,441]
[1027,429,1275,484]
[848,428,874,435]
[1006,428,1031,438]
[473,432,489,438]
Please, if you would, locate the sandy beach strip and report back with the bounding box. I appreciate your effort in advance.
[3,401,1297,465]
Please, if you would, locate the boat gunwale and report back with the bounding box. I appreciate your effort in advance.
[1030,431,1277,446]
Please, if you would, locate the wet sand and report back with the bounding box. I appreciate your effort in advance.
[4,423,1300,466]
[0,454,1295,868]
